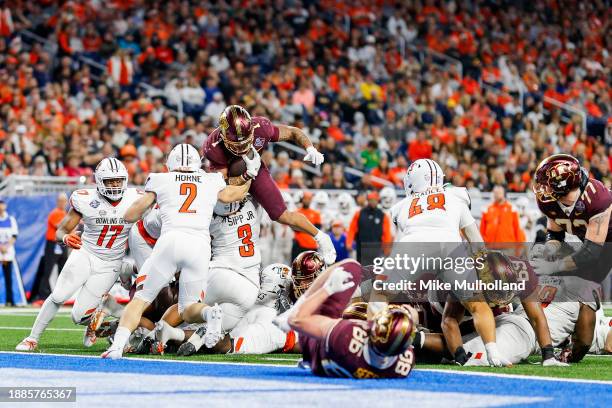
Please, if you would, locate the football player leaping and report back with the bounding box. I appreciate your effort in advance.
[101,143,251,359]
[17,158,140,351]
[203,105,336,265]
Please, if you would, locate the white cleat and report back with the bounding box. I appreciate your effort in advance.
[16,337,38,352]
[83,306,106,347]
[203,303,223,348]
[101,344,123,360]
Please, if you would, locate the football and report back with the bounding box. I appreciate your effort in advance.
[228,148,255,177]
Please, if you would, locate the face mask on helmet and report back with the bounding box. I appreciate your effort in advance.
[219,105,254,156]
[368,305,416,359]
[533,154,584,203]
[291,251,325,301]
[95,158,128,201]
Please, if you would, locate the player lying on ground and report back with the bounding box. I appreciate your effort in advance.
[278,258,417,379]
[203,104,336,264]
[368,158,516,367]
[17,158,140,352]
[102,144,251,359]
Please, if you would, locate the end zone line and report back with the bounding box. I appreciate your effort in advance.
[418,368,612,385]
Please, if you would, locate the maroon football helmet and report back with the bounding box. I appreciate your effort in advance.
[291,251,325,301]
[533,154,586,203]
[369,305,415,357]
[342,301,368,321]
[218,105,254,156]
[476,250,519,306]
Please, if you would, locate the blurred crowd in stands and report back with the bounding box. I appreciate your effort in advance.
[0,0,610,193]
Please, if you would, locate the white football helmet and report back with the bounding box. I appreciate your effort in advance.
[259,263,292,310]
[379,187,397,210]
[214,199,243,216]
[312,191,330,211]
[95,157,128,201]
[403,159,444,195]
[167,143,201,172]
[337,192,354,214]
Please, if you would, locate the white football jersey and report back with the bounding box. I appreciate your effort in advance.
[209,199,262,282]
[69,188,141,260]
[145,170,226,236]
[390,185,474,242]
[142,207,162,239]
[532,275,600,346]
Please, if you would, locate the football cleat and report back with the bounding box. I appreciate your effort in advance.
[96,320,119,338]
[177,326,206,356]
[135,334,155,355]
[150,320,176,356]
[83,304,107,348]
[203,304,223,348]
[101,343,123,360]
[16,337,38,352]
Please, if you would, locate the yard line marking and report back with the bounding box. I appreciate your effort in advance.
[418,368,612,385]
[0,326,82,332]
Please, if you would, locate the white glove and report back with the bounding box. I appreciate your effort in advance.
[323,267,355,295]
[272,309,292,333]
[314,230,336,265]
[242,146,261,179]
[542,357,570,367]
[303,146,324,166]
[528,243,546,261]
[531,258,562,276]
[485,342,513,367]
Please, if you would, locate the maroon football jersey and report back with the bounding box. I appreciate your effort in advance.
[202,116,287,220]
[537,178,612,242]
[302,319,415,379]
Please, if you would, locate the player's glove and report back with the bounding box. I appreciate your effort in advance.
[530,242,560,261]
[485,342,513,367]
[528,243,546,261]
[62,231,82,249]
[314,230,336,265]
[323,267,355,296]
[543,357,570,367]
[242,146,261,179]
[303,146,324,166]
[531,258,563,276]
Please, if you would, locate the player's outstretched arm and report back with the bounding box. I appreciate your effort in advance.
[461,222,486,253]
[522,301,568,366]
[277,124,324,166]
[288,268,354,340]
[124,192,156,223]
[570,303,597,363]
[56,209,83,249]
[218,180,251,203]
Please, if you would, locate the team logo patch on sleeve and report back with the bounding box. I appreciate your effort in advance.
[90,200,100,208]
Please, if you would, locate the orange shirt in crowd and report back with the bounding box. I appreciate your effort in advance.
[479,200,525,243]
[46,207,66,241]
[294,207,321,249]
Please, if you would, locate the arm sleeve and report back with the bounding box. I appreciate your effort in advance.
[458,202,476,230]
[144,174,159,194]
[211,172,227,192]
[69,191,83,215]
[346,210,360,249]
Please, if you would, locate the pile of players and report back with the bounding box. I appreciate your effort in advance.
[15,105,611,379]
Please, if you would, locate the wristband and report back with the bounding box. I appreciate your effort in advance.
[541,344,554,361]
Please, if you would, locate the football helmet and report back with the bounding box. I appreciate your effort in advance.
[337,192,354,214]
[533,154,587,203]
[312,191,330,211]
[475,250,519,306]
[214,198,245,217]
[379,187,397,210]
[259,263,292,311]
[342,301,368,321]
[167,143,201,172]
[403,159,444,195]
[369,304,416,357]
[95,157,128,201]
[291,251,325,301]
[219,105,254,156]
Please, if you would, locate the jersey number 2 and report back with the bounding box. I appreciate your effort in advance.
[237,224,255,257]
[179,183,197,213]
[408,193,446,218]
[96,225,124,248]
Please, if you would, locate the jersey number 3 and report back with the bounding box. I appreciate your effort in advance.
[237,224,255,257]
[179,183,197,213]
[408,193,446,218]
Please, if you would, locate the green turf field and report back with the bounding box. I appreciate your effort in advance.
[1,308,610,381]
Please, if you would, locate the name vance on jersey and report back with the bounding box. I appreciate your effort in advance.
[221,210,256,226]
[94,217,130,225]
[175,174,202,183]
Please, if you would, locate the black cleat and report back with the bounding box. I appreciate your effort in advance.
[135,336,154,355]
[177,342,196,356]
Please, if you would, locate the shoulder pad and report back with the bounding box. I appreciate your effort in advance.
[446,186,471,209]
